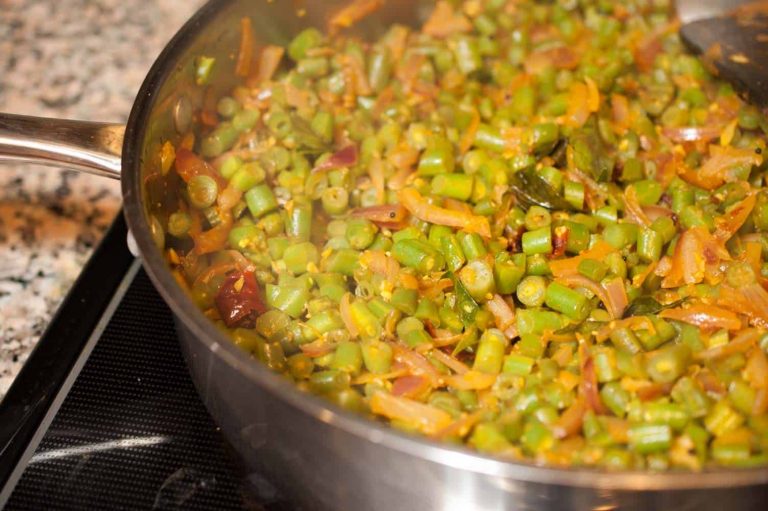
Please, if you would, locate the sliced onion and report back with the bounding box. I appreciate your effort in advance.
[300,338,338,358]
[611,93,630,133]
[681,145,763,190]
[249,45,284,86]
[660,304,742,331]
[662,125,721,142]
[339,293,358,338]
[719,283,768,329]
[430,349,470,375]
[579,343,607,415]
[549,241,616,278]
[235,17,254,77]
[661,227,730,288]
[487,294,516,331]
[392,375,431,399]
[694,328,760,360]
[443,370,496,390]
[557,274,627,319]
[624,185,651,227]
[745,347,768,389]
[175,148,227,188]
[311,145,359,173]
[369,392,452,436]
[329,0,384,32]
[422,1,472,38]
[392,343,441,386]
[436,410,483,440]
[459,106,480,154]
[553,397,587,439]
[562,81,590,128]
[360,250,400,282]
[714,192,756,242]
[634,34,662,72]
[398,188,491,238]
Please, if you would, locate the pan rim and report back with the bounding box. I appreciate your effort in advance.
[122,0,768,492]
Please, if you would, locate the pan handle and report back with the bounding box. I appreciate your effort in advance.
[0,112,124,180]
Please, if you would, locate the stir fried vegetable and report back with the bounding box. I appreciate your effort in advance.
[160,0,768,470]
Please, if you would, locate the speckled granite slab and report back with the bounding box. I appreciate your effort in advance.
[0,0,204,398]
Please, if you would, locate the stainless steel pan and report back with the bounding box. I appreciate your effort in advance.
[1,1,767,509]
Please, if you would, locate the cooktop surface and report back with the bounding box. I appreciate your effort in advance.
[0,215,297,510]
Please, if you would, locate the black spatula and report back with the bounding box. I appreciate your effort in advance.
[678,0,768,107]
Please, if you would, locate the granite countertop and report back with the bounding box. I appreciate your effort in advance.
[0,0,203,398]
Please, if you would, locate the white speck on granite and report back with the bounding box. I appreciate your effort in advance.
[0,0,204,398]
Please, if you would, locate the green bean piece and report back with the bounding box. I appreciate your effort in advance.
[638,228,663,262]
[368,46,393,93]
[545,282,590,321]
[431,173,474,200]
[517,310,563,337]
[529,123,559,153]
[563,180,585,210]
[392,239,446,273]
[438,235,464,273]
[577,258,608,281]
[201,122,240,158]
[391,288,419,315]
[187,175,218,209]
[345,218,377,250]
[232,108,260,133]
[459,260,496,302]
[288,353,315,379]
[474,124,506,153]
[288,27,324,61]
[522,227,552,255]
[266,284,308,318]
[217,96,240,118]
[564,221,591,254]
[628,424,672,454]
[230,162,266,192]
[646,344,691,383]
[361,340,393,374]
[609,327,644,355]
[503,354,535,376]
[454,36,482,75]
[331,342,363,374]
[418,136,455,176]
[245,184,278,218]
[283,242,320,274]
[321,187,349,215]
[603,223,638,249]
[350,301,382,339]
[219,155,243,179]
[168,211,192,237]
[311,110,335,143]
[471,423,512,454]
[459,232,487,260]
[285,203,312,241]
[516,276,547,308]
[309,369,351,394]
[524,206,552,231]
[194,56,216,85]
[633,180,663,206]
[494,257,525,295]
[297,57,330,78]
[600,381,629,417]
[323,249,360,276]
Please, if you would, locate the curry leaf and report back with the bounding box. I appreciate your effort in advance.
[623,296,687,318]
[571,118,615,182]
[510,168,574,211]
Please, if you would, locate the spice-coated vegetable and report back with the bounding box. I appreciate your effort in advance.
[163,0,768,470]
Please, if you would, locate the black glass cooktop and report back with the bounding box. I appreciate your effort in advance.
[0,215,295,510]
